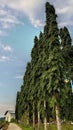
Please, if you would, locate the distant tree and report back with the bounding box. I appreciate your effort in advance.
[15,91,20,120]
[30,36,39,129]
[15,91,23,121]
[22,62,32,125]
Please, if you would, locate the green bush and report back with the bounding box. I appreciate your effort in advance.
[11,118,17,123]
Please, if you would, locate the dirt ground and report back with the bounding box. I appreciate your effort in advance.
[7,123,22,130]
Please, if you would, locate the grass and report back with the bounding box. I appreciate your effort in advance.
[19,124,32,130]
[2,122,9,130]
[62,124,73,130]
[19,123,73,130]
[0,121,9,130]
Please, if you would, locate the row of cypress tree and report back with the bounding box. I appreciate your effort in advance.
[15,2,73,130]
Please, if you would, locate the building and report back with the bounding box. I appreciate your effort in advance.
[4,110,15,122]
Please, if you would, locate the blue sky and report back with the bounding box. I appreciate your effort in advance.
[0,0,73,117]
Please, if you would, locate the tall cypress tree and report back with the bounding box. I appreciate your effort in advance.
[17,62,32,125]
[31,36,41,130]
[15,91,21,120]
[60,27,71,47]
[43,2,65,130]
[60,27,73,121]
[15,2,73,130]
[60,26,73,80]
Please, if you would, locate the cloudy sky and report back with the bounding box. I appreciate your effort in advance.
[0,0,73,117]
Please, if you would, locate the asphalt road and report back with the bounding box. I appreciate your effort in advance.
[7,123,22,130]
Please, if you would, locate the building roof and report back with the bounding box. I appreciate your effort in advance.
[4,110,15,115]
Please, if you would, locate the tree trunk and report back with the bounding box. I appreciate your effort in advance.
[38,101,40,130]
[33,102,35,130]
[27,111,29,125]
[44,100,47,130]
[55,105,62,130]
[27,108,29,125]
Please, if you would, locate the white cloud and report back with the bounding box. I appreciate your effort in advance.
[6,0,73,28]
[0,15,22,25]
[30,18,44,28]
[0,0,73,29]
[0,9,7,16]
[15,75,23,79]
[0,44,14,62]
[3,45,12,52]
[56,7,69,15]
[0,14,23,29]
[0,5,24,32]
[58,21,73,27]
[0,30,5,36]
[52,0,73,27]
[0,0,45,28]
[0,43,13,52]
[0,56,10,62]
[0,104,15,117]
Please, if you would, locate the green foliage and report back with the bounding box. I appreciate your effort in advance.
[60,27,72,47]
[11,118,17,123]
[21,111,29,126]
[19,123,73,130]
[15,1,73,128]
